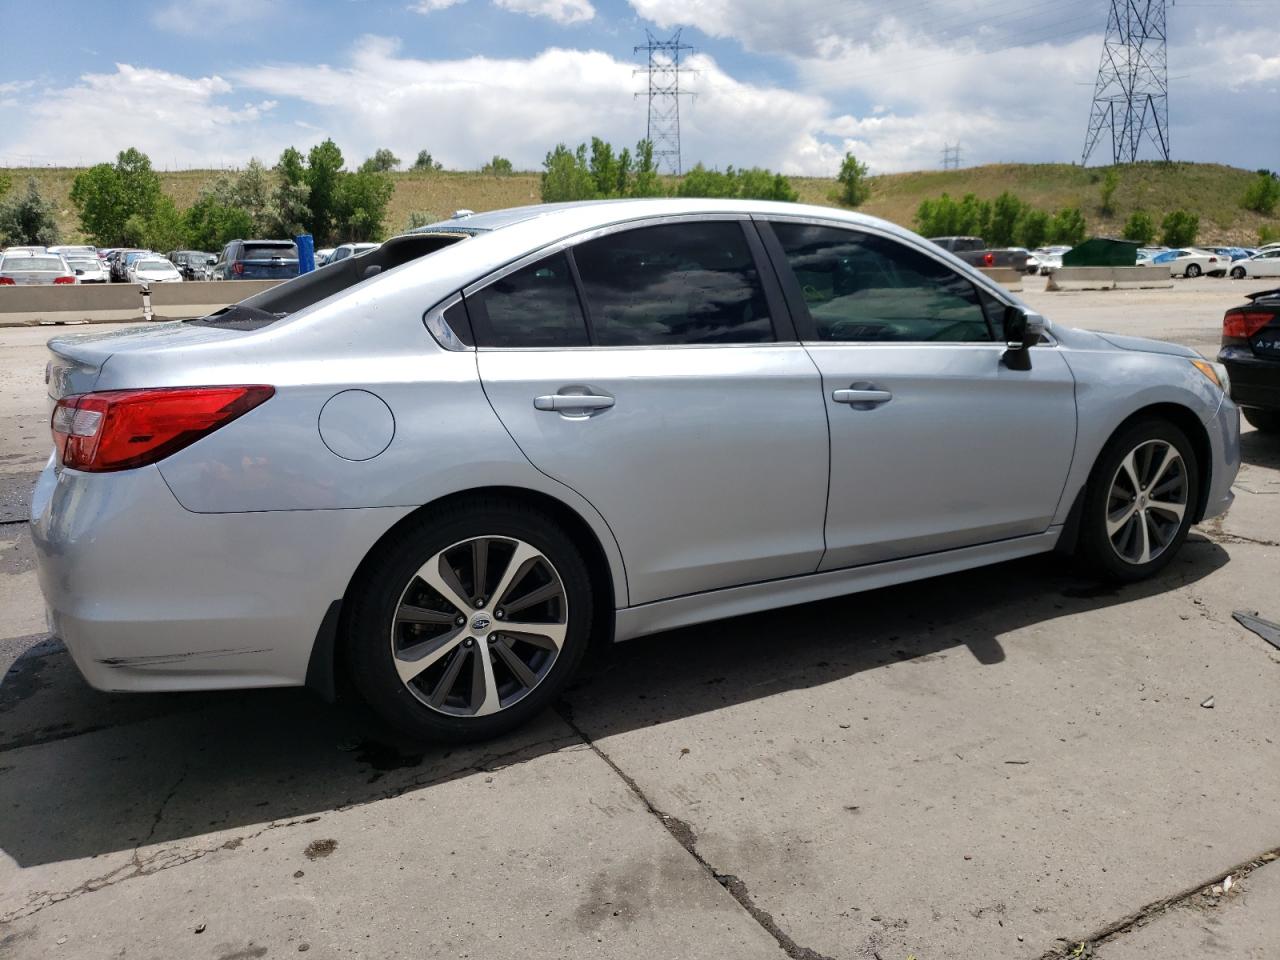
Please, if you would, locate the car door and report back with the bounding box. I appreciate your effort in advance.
[758,218,1077,570]
[1258,252,1280,277]
[474,217,830,605]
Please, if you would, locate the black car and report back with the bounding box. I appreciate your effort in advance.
[211,239,300,280]
[166,249,215,281]
[1218,287,1280,432]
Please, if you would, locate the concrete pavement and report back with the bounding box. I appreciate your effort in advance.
[1,281,1278,959]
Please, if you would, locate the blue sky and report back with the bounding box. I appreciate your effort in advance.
[0,0,1275,175]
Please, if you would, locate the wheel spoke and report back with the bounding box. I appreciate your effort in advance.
[1106,504,1137,538]
[492,639,539,689]
[500,620,566,651]
[468,644,502,716]
[501,580,563,616]
[1119,450,1142,495]
[491,542,541,611]
[1148,444,1180,492]
[471,538,489,603]
[1147,498,1185,522]
[395,604,456,626]
[416,555,472,613]
[427,646,470,707]
[1136,512,1152,564]
[394,628,466,684]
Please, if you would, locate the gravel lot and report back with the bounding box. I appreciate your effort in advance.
[1,277,1277,959]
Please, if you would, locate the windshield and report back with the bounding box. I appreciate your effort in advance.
[244,243,297,260]
[136,259,174,271]
[68,259,99,269]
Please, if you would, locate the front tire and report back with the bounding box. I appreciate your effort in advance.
[345,500,595,742]
[1231,266,1247,280]
[1243,407,1280,433]
[1076,419,1199,583]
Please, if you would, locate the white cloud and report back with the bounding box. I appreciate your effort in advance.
[409,0,466,11]
[494,0,594,25]
[152,0,284,35]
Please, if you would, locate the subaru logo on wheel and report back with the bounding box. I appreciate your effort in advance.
[471,613,492,631]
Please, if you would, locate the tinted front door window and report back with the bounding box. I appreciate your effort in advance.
[772,223,993,343]
[573,222,774,346]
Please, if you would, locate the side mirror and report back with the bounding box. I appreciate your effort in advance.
[1002,306,1045,370]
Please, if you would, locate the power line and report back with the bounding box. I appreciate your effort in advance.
[634,29,695,176]
[1082,0,1171,164]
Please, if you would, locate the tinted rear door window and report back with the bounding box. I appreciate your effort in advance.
[243,243,298,260]
[573,222,774,346]
[772,223,993,343]
[467,252,589,348]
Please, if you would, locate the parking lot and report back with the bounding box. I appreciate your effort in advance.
[1,278,1278,959]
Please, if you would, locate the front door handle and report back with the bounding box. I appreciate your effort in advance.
[533,392,615,414]
[832,387,893,406]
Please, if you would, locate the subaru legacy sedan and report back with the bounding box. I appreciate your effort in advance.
[32,200,1239,742]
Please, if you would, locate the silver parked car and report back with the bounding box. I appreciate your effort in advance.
[1,252,76,285]
[33,199,1239,742]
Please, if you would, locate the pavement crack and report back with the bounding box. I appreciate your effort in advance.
[1037,843,1280,958]
[556,701,833,960]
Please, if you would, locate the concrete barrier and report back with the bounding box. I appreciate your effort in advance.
[0,279,286,326]
[1046,265,1173,291]
[978,267,1025,292]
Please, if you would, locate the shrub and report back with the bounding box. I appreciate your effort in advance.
[481,155,514,176]
[1047,207,1088,246]
[1160,209,1199,247]
[1122,210,1155,244]
[0,177,60,246]
[1242,171,1280,215]
[835,153,870,207]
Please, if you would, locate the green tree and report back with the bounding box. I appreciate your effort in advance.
[305,138,346,244]
[234,158,273,233]
[1015,209,1050,250]
[361,148,401,173]
[481,155,515,176]
[1242,170,1280,215]
[1099,168,1120,216]
[412,149,443,172]
[0,178,60,246]
[267,147,311,238]
[987,192,1027,247]
[69,148,162,245]
[677,164,797,202]
[1260,225,1280,246]
[334,169,394,242]
[677,164,740,199]
[914,193,990,238]
[588,139,619,196]
[1160,209,1199,247]
[627,140,662,198]
[541,143,596,202]
[140,195,187,251]
[0,173,10,201]
[835,152,870,207]
[184,194,254,251]
[1047,207,1088,245]
[1122,209,1155,244]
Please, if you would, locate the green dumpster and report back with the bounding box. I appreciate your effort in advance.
[1062,238,1139,267]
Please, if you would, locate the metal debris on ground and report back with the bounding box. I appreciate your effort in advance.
[1232,610,1280,651]
[1201,696,1215,709]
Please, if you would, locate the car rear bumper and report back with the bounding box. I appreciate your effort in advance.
[30,459,410,693]
[1220,346,1280,411]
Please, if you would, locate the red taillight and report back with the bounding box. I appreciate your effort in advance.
[0,277,14,285]
[51,386,274,472]
[1223,309,1273,339]
[53,275,75,284]
[232,261,244,275]
[983,252,995,267]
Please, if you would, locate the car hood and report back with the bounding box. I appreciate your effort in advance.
[1061,327,1199,358]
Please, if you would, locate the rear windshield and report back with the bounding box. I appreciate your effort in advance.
[136,259,173,270]
[187,233,466,330]
[6,256,63,271]
[243,243,298,260]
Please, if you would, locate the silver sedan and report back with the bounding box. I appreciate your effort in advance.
[32,199,1239,741]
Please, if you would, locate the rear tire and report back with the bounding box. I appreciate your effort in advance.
[1243,408,1280,433]
[345,500,595,742]
[1075,419,1199,583]
[1185,263,1202,278]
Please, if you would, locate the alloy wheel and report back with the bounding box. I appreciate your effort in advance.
[389,536,568,716]
[1105,439,1189,565]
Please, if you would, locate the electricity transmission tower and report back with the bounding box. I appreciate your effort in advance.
[941,144,962,170]
[635,30,695,175]
[1082,0,1170,165]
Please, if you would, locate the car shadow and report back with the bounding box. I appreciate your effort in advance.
[0,537,1229,870]
[1240,427,1280,469]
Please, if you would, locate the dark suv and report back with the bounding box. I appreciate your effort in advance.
[167,250,216,281]
[212,240,300,280]
[1218,287,1280,432]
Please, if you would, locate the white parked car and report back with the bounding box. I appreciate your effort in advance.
[329,242,381,264]
[66,256,109,284]
[127,256,184,284]
[1158,249,1227,278]
[1031,246,1071,275]
[1228,250,1280,280]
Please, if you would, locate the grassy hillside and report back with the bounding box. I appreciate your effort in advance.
[5,161,1274,247]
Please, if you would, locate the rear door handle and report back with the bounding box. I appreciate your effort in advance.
[832,388,893,406]
[533,393,615,414]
